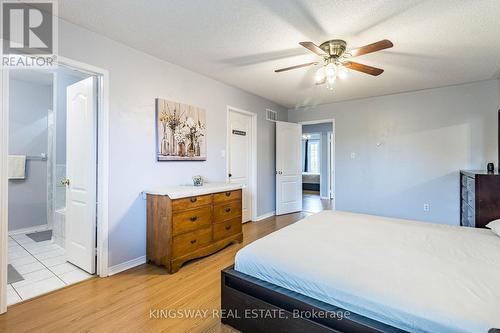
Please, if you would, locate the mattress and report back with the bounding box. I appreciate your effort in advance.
[235,211,500,333]
[302,172,320,184]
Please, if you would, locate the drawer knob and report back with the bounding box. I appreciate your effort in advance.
[190,239,197,244]
[225,208,231,213]
[225,192,231,197]
[190,197,197,203]
[225,225,232,231]
[189,216,198,222]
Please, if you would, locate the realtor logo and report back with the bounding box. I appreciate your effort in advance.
[2,0,57,67]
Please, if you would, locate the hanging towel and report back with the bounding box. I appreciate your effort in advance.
[8,155,26,180]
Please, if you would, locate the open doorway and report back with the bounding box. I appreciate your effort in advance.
[301,120,335,214]
[3,65,101,306]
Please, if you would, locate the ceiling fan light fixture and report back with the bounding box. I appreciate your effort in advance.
[275,38,393,88]
[315,67,326,83]
[337,65,348,79]
[325,63,336,79]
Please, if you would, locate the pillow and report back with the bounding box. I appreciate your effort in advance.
[486,219,500,237]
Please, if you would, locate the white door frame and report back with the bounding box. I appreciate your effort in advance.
[1,65,10,315]
[0,56,110,314]
[226,106,257,222]
[327,131,334,200]
[298,119,335,210]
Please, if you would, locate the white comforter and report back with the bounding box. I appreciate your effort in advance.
[235,211,500,333]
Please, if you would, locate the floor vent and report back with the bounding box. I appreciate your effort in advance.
[266,109,278,122]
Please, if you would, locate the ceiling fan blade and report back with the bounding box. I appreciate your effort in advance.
[275,62,317,73]
[343,61,384,76]
[348,39,393,57]
[299,42,327,57]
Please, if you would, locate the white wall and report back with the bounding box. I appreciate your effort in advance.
[8,79,52,231]
[57,19,287,267]
[289,80,500,224]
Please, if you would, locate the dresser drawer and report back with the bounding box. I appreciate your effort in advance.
[172,227,212,258]
[214,201,242,222]
[172,194,212,211]
[213,218,242,241]
[172,206,212,236]
[213,190,242,203]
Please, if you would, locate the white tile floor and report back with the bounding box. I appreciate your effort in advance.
[7,232,93,306]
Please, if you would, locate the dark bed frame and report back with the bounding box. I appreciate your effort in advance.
[221,266,407,333]
[303,182,320,192]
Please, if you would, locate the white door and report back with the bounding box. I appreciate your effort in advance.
[276,121,302,215]
[228,110,253,222]
[65,77,97,274]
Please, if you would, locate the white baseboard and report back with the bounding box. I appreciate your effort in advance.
[108,255,146,276]
[254,211,275,221]
[8,224,49,236]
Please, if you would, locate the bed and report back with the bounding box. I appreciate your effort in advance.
[302,172,320,191]
[221,211,500,333]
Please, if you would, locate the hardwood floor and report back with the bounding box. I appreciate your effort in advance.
[0,212,310,333]
[302,191,333,213]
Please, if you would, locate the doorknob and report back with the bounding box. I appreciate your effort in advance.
[61,179,70,186]
[228,173,232,178]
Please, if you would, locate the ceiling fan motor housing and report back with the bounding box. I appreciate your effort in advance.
[319,39,347,59]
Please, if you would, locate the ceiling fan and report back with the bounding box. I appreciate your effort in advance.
[275,39,393,90]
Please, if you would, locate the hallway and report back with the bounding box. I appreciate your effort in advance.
[302,191,333,214]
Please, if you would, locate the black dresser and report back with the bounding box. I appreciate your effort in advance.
[460,170,500,228]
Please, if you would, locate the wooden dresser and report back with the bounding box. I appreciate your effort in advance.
[145,183,243,273]
[460,170,500,228]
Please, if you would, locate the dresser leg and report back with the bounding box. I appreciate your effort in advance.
[235,233,243,243]
[169,261,181,274]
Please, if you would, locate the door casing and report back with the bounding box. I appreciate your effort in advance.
[0,56,110,314]
[299,119,336,209]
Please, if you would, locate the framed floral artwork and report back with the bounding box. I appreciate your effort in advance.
[155,98,207,161]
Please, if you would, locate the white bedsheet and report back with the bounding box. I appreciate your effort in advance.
[235,211,500,333]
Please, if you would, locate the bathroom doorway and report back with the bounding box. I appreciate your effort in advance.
[1,61,107,308]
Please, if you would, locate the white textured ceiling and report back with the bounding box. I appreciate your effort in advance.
[58,0,500,108]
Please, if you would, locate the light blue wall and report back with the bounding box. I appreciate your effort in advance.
[290,80,500,225]
[8,79,53,231]
[302,122,333,197]
[59,19,288,267]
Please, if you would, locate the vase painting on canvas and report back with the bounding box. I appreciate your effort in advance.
[156,98,207,161]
